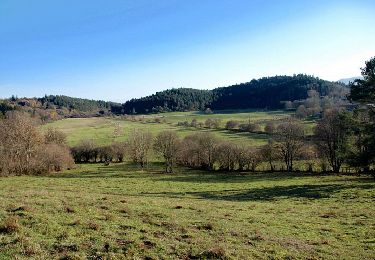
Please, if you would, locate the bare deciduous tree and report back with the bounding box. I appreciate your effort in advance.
[214,142,238,171]
[260,139,279,171]
[154,131,180,173]
[275,118,305,172]
[127,130,153,169]
[237,146,261,171]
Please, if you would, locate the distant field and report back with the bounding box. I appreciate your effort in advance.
[0,164,373,259]
[44,110,314,147]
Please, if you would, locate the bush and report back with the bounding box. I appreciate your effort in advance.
[71,141,126,164]
[239,123,261,132]
[264,122,275,134]
[178,132,219,170]
[225,120,239,130]
[44,127,67,145]
[207,118,221,128]
[177,121,190,127]
[0,112,74,175]
[37,144,75,173]
[71,139,97,163]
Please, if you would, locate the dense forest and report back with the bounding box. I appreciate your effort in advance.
[122,88,214,114]
[121,75,348,114]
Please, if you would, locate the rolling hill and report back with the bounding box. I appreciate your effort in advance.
[122,74,347,114]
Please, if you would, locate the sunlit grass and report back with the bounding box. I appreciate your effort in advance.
[44,110,316,147]
[0,163,373,259]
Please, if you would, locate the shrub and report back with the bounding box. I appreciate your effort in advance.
[225,120,239,130]
[178,133,219,170]
[37,144,75,173]
[71,139,97,163]
[0,112,74,175]
[204,118,221,129]
[239,123,261,132]
[0,112,44,175]
[264,122,275,134]
[44,127,67,145]
[177,121,190,127]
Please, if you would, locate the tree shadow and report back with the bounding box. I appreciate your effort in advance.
[49,163,163,179]
[136,183,374,202]
[157,171,323,184]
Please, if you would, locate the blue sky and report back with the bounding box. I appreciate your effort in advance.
[0,0,374,102]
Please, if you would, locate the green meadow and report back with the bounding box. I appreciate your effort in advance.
[1,110,372,259]
[0,163,374,259]
[44,110,308,147]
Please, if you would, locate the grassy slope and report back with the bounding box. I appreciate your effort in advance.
[0,164,374,259]
[44,110,313,147]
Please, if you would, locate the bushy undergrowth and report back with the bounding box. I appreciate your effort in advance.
[0,112,74,176]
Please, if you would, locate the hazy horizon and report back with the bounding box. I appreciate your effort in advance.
[1,0,374,102]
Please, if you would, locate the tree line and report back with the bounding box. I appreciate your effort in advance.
[68,110,373,176]
[121,75,347,114]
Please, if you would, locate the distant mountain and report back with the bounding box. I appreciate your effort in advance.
[338,76,363,85]
[121,75,348,114]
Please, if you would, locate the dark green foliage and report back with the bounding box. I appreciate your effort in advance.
[122,88,214,114]
[121,75,346,113]
[350,56,375,103]
[0,101,14,115]
[211,74,345,110]
[349,109,375,171]
[349,57,375,173]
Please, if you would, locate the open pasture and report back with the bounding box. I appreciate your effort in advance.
[44,110,312,147]
[0,164,374,259]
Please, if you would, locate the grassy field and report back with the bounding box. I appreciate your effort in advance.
[44,110,314,147]
[0,164,374,259]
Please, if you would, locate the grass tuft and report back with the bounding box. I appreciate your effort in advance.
[0,216,21,233]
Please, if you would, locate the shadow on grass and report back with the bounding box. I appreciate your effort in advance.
[52,163,315,183]
[51,163,374,185]
[137,183,374,201]
[174,127,270,142]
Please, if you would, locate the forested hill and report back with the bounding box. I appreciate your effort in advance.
[0,95,122,121]
[121,75,348,114]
